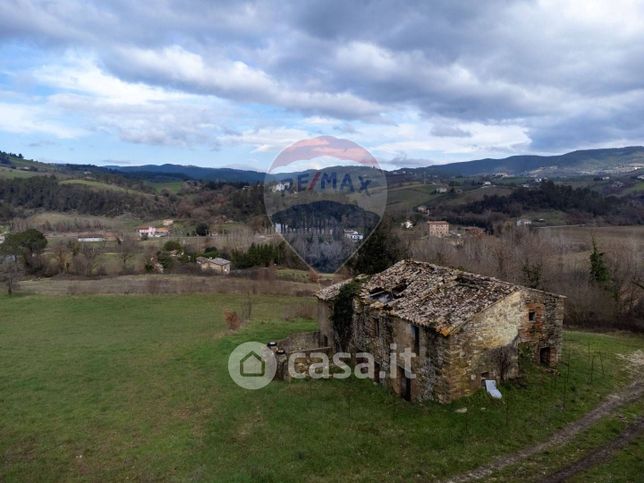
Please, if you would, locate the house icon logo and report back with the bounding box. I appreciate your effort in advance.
[228,341,277,390]
[240,351,265,377]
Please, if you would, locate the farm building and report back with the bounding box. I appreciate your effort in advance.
[316,260,565,403]
[427,220,449,238]
[196,257,231,274]
[138,226,169,238]
[77,233,107,243]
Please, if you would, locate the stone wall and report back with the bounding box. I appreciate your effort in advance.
[315,287,564,404]
[431,289,564,403]
[519,289,565,365]
[441,291,524,402]
[273,330,331,381]
[350,298,451,402]
[317,301,334,349]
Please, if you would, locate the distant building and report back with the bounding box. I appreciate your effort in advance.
[344,229,364,241]
[435,187,448,194]
[464,226,485,239]
[138,226,170,238]
[482,181,492,186]
[162,219,174,226]
[272,181,290,192]
[78,233,107,243]
[196,257,231,274]
[401,220,414,230]
[416,205,429,214]
[516,218,533,227]
[427,220,449,238]
[275,223,288,234]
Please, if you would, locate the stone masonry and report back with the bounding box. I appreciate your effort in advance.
[316,260,565,403]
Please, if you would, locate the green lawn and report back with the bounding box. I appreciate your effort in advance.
[0,294,642,481]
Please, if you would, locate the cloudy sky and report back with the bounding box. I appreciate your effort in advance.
[1,0,643,170]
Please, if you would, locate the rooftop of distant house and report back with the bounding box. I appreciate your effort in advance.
[197,256,230,265]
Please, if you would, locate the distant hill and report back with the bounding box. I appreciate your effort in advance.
[395,146,644,177]
[4,146,644,186]
[107,164,265,183]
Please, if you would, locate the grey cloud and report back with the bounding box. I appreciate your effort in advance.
[1,0,643,150]
[430,125,471,138]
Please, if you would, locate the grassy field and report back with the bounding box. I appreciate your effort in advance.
[148,180,185,194]
[59,179,144,195]
[0,166,41,179]
[0,294,642,481]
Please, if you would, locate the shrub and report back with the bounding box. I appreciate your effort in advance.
[163,240,182,252]
[224,309,242,331]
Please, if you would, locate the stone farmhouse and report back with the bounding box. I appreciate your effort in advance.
[427,220,449,238]
[316,260,564,403]
[196,256,231,274]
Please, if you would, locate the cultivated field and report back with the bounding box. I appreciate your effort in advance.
[0,294,642,481]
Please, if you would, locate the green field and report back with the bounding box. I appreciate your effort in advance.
[148,180,185,194]
[0,294,642,481]
[0,166,42,179]
[59,179,143,195]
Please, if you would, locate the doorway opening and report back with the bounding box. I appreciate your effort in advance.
[399,367,412,401]
[540,347,551,365]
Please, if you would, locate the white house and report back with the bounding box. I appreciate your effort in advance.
[272,181,290,192]
[138,226,170,238]
[516,218,533,227]
[78,233,107,243]
[401,220,414,229]
[344,229,364,241]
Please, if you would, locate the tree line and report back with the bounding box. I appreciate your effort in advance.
[0,176,171,218]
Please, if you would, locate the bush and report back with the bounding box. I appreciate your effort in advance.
[224,309,242,331]
[163,240,182,252]
[195,222,209,236]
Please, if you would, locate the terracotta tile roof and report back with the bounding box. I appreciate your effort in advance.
[317,260,522,335]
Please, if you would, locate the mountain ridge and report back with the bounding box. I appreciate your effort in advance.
[4,146,644,183]
[107,146,644,181]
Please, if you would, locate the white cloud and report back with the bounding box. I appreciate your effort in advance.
[0,102,84,138]
[1,0,644,161]
[109,44,383,120]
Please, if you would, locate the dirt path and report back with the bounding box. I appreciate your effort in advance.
[446,380,644,482]
[541,417,644,483]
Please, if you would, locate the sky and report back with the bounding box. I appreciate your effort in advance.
[1,0,643,171]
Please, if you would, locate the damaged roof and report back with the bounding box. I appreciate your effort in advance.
[318,260,523,335]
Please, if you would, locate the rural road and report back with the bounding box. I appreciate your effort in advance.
[541,416,643,483]
[445,379,644,482]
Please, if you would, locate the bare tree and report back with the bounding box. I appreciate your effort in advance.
[117,235,137,274]
[52,241,70,274]
[80,243,101,277]
[0,255,20,295]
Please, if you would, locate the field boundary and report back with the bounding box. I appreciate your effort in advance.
[16,274,317,296]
